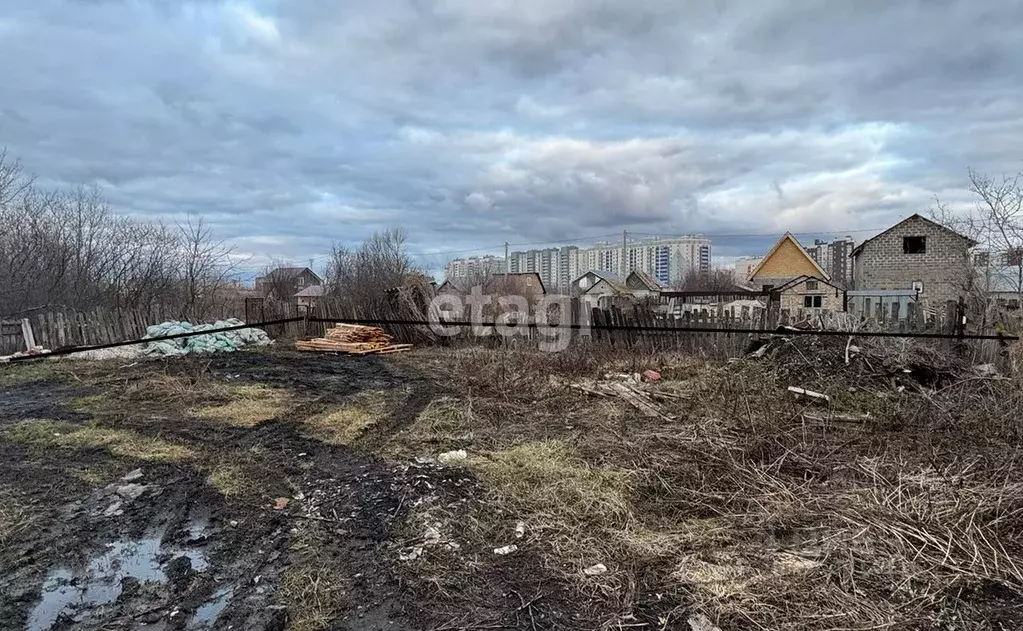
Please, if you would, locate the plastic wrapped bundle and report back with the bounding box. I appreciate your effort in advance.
[142,318,272,356]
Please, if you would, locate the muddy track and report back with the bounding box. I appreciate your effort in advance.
[0,351,587,631]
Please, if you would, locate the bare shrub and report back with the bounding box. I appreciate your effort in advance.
[0,149,242,319]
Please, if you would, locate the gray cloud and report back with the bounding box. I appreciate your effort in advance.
[1,0,1022,274]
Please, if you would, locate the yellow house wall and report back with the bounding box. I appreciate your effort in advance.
[779,281,845,311]
[751,238,821,284]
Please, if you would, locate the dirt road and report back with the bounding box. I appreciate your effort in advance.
[0,351,555,631]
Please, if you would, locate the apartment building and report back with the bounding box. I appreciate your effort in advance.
[502,236,711,290]
[805,237,856,287]
[443,255,505,279]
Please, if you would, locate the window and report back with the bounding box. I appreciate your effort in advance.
[805,281,819,290]
[804,295,822,308]
[974,252,990,267]
[903,236,926,254]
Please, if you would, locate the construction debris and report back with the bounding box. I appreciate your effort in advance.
[787,386,831,404]
[567,373,674,420]
[437,449,468,464]
[295,324,412,356]
[493,544,518,556]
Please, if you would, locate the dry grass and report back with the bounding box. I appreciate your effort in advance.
[468,440,633,538]
[0,486,38,547]
[284,533,349,631]
[7,419,194,461]
[205,464,251,498]
[190,384,289,427]
[304,390,392,445]
[0,362,56,387]
[396,339,1023,629]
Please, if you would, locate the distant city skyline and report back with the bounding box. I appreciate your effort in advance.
[445,234,712,289]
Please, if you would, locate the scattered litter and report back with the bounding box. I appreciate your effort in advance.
[102,501,123,517]
[273,498,290,511]
[583,563,607,576]
[514,521,525,539]
[424,525,443,545]
[143,319,271,357]
[973,363,1000,378]
[116,484,149,500]
[296,324,412,355]
[437,449,467,464]
[643,369,661,382]
[399,546,424,561]
[688,613,723,631]
[787,386,830,404]
[493,544,518,556]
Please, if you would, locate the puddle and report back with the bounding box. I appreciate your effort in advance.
[26,532,209,631]
[187,585,235,630]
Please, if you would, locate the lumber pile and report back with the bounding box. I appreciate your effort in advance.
[295,324,412,356]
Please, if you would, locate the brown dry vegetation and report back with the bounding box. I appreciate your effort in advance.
[390,338,1023,630]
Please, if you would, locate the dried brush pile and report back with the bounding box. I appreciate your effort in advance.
[398,338,1023,630]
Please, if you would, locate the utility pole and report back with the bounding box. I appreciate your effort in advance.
[505,241,509,278]
[621,229,628,277]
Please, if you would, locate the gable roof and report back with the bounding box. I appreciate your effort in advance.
[573,269,625,285]
[773,275,844,293]
[626,270,663,291]
[263,266,322,282]
[748,233,829,280]
[851,214,976,257]
[583,278,632,296]
[490,272,547,294]
[437,278,470,293]
[294,285,325,297]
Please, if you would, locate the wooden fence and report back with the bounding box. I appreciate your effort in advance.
[0,293,977,359]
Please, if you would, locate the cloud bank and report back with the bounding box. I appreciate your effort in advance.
[2,0,1021,269]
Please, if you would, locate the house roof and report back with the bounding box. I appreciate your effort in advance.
[439,272,547,295]
[437,278,470,293]
[262,266,322,282]
[490,272,547,294]
[294,285,325,297]
[748,233,829,281]
[572,269,629,292]
[626,270,663,291]
[772,275,844,293]
[850,214,976,257]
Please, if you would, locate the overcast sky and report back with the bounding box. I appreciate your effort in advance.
[2,0,1022,274]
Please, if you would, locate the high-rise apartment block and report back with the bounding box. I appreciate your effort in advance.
[805,237,855,287]
[443,255,505,280]
[445,235,711,290]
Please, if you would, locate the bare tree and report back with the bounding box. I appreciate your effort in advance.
[173,216,242,321]
[258,258,302,300]
[0,149,244,320]
[325,227,423,315]
[933,169,1023,328]
[675,268,741,292]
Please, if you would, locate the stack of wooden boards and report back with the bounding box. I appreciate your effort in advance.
[295,324,412,356]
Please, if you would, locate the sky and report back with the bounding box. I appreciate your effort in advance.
[2,0,1022,276]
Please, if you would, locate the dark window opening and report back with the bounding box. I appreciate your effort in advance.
[805,281,819,290]
[803,295,822,308]
[903,236,926,254]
